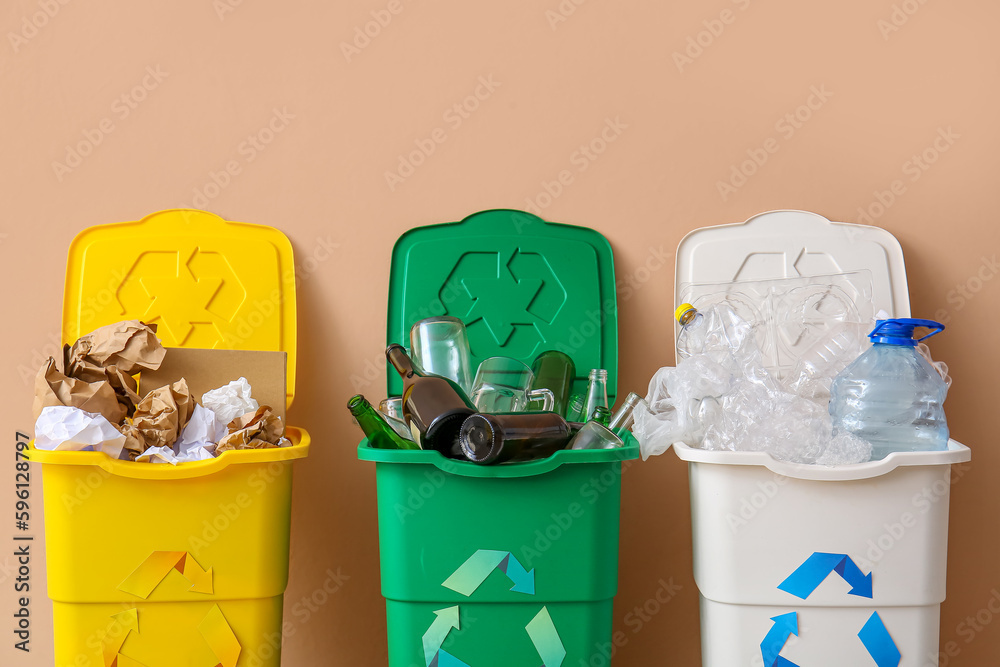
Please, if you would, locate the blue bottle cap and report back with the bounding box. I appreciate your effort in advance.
[869,318,945,346]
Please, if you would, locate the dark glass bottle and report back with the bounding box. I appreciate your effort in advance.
[530,350,576,416]
[347,395,420,450]
[386,344,477,457]
[459,412,578,465]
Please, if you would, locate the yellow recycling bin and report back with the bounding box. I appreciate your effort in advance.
[29,210,310,667]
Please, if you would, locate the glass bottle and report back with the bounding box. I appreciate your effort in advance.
[459,412,575,465]
[608,392,643,434]
[590,405,612,427]
[581,369,609,425]
[568,402,623,451]
[386,344,477,457]
[348,395,420,450]
[566,393,585,421]
[378,397,414,440]
[530,350,576,416]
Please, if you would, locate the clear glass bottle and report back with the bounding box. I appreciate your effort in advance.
[608,392,643,433]
[582,369,609,426]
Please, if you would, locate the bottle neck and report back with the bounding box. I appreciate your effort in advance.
[349,395,392,436]
[608,392,641,431]
[386,344,415,378]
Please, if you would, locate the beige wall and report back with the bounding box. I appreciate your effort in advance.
[3,0,998,664]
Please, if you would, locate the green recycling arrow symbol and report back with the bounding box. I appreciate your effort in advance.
[425,549,566,666]
[442,549,534,596]
[422,606,461,666]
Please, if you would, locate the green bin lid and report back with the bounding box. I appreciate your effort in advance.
[386,209,618,402]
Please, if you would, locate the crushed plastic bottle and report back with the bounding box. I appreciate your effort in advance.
[829,318,949,460]
[782,322,868,400]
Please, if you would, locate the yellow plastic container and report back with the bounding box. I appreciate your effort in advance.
[29,210,310,667]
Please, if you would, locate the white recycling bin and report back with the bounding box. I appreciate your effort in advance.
[670,210,971,667]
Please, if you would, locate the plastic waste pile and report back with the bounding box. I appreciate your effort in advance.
[634,303,873,464]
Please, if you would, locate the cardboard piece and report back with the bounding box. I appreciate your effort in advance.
[139,349,287,422]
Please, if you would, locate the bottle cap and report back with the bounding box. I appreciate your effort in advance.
[675,303,697,325]
[869,318,945,346]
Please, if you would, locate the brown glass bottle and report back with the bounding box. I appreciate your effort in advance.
[386,344,477,457]
[459,412,579,465]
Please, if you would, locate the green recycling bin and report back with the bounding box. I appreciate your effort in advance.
[358,210,639,667]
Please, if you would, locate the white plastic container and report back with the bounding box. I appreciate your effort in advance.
[672,210,971,666]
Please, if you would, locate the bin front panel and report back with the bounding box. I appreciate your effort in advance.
[374,458,626,667]
[53,596,284,667]
[689,461,955,607]
[375,461,624,603]
[698,596,940,667]
[42,458,294,604]
[386,599,613,667]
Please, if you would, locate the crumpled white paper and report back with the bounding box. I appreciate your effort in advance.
[176,405,225,452]
[201,377,259,426]
[136,443,216,464]
[34,405,126,459]
[136,405,224,465]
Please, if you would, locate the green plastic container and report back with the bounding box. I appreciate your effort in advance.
[359,209,639,667]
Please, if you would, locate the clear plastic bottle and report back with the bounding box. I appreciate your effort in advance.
[829,318,949,460]
[674,303,754,362]
[783,322,867,399]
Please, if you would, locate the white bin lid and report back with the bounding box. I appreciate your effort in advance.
[675,209,910,319]
[671,210,970,476]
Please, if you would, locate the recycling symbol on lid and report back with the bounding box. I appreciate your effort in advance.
[762,552,901,667]
[422,549,566,666]
[439,250,566,359]
[117,247,246,347]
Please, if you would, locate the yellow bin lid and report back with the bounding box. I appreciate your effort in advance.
[63,209,298,408]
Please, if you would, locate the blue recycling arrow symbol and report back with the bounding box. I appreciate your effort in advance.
[777,552,873,600]
[764,552,900,666]
[760,612,799,667]
[858,612,901,667]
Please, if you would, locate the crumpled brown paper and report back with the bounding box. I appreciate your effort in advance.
[32,358,126,425]
[32,321,165,424]
[215,406,287,453]
[65,320,166,378]
[116,421,148,461]
[127,378,195,457]
[64,320,165,416]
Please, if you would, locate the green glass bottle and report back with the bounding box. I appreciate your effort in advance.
[566,393,585,421]
[530,350,576,416]
[386,344,477,457]
[590,405,612,427]
[348,395,420,450]
[459,412,577,465]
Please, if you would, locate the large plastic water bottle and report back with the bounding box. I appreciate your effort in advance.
[829,318,949,460]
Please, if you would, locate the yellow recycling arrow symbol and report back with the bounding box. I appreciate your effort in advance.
[101,609,140,666]
[118,551,213,598]
[101,605,240,667]
[199,604,242,667]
